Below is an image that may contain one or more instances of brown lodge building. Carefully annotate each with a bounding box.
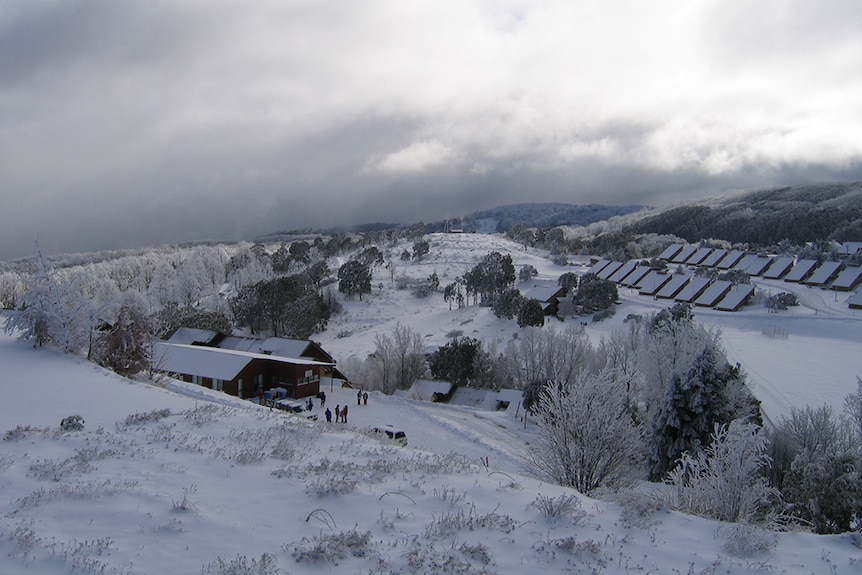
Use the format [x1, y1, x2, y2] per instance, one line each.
[153, 328, 342, 400]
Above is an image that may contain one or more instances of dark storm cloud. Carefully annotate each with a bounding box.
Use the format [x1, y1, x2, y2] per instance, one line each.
[2, 0, 862, 260]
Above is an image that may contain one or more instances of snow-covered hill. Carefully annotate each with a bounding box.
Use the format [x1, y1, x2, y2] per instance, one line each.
[2, 231, 862, 573]
[2, 328, 862, 574]
[319, 232, 862, 423]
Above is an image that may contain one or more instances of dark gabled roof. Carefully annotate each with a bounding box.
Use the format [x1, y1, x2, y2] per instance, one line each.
[524, 285, 565, 303]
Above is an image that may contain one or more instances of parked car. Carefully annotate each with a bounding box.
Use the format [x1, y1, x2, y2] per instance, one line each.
[372, 425, 407, 446]
[274, 399, 318, 420]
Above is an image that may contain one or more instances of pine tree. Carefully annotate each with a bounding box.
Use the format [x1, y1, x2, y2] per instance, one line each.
[649, 343, 736, 480]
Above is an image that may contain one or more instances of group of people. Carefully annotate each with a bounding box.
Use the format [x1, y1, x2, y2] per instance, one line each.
[322, 389, 369, 422]
[326, 404, 348, 423]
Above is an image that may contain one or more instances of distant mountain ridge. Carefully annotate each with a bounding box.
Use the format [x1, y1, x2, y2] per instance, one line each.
[623, 181, 862, 246]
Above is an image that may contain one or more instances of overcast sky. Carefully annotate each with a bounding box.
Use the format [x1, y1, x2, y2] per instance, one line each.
[2, 0, 862, 260]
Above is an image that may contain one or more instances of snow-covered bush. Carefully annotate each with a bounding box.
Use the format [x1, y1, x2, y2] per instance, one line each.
[200, 553, 279, 575]
[526, 367, 644, 494]
[59, 415, 85, 431]
[289, 529, 375, 565]
[661, 420, 778, 524]
[528, 493, 587, 523]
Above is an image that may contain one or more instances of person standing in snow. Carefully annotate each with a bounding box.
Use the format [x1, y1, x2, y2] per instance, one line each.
[325, 408, 332, 423]
[334, 405, 340, 423]
[357, 389, 362, 405]
[363, 392, 368, 405]
[342, 405, 348, 423]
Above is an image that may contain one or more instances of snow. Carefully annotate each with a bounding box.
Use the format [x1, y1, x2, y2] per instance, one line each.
[2, 231, 862, 573]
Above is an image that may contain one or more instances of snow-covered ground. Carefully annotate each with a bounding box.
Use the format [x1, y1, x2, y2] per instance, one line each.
[320, 232, 862, 424]
[3, 329, 862, 574]
[2, 231, 862, 573]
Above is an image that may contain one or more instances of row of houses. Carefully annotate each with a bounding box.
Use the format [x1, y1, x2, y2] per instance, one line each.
[585, 243, 862, 312]
[153, 328, 346, 400]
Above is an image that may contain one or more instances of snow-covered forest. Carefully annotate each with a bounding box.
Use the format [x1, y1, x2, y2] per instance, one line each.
[2, 221, 862, 572]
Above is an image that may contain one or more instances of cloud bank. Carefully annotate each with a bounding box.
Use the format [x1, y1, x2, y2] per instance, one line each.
[2, 0, 861, 259]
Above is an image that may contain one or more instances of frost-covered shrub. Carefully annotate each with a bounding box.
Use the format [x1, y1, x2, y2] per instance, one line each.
[717, 523, 777, 557]
[182, 404, 225, 427]
[662, 420, 778, 524]
[122, 409, 171, 427]
[290, 529, 375, 565]
[60, 415, 85, 431]
[528, 493, 586, 523]
[201, 553, 279, 575]
[304, 475, 358, 497]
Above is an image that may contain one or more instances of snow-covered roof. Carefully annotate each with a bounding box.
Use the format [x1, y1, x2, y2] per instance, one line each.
[620, 265, 651, 287]
[401, 379, 455, 401]
[694, 280, 732, 307]
[687, 247, 713, 266]
[717, 250, 745, 269]
[805, 261, 842, 286]
[655, 274, 691, 299]
[744, 256, 773, 276]
[674, 276, 711, 303]
[523, 285, 564, 303]
[637, 271, 671, 295]
[732, 253, 758, 272]
[849, 291, 862, 308]
[763, 257, 794, 279]
[167, 327, 219, 345]
[784, 259, 818, 282]
[154, 342, 334, 381]
[715, 284, 756, 311]
[832, 266, 862, 290]
[596, 261, 624, 280]
[657, 243, 684, 261]
[587, 259, 612, 275]
[607, 260, 639, 283]
[701, 249, 728, 267]
[260, 337, 313, 358]
[154, 342, 253, 381]
[669, 245, 697, 264]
